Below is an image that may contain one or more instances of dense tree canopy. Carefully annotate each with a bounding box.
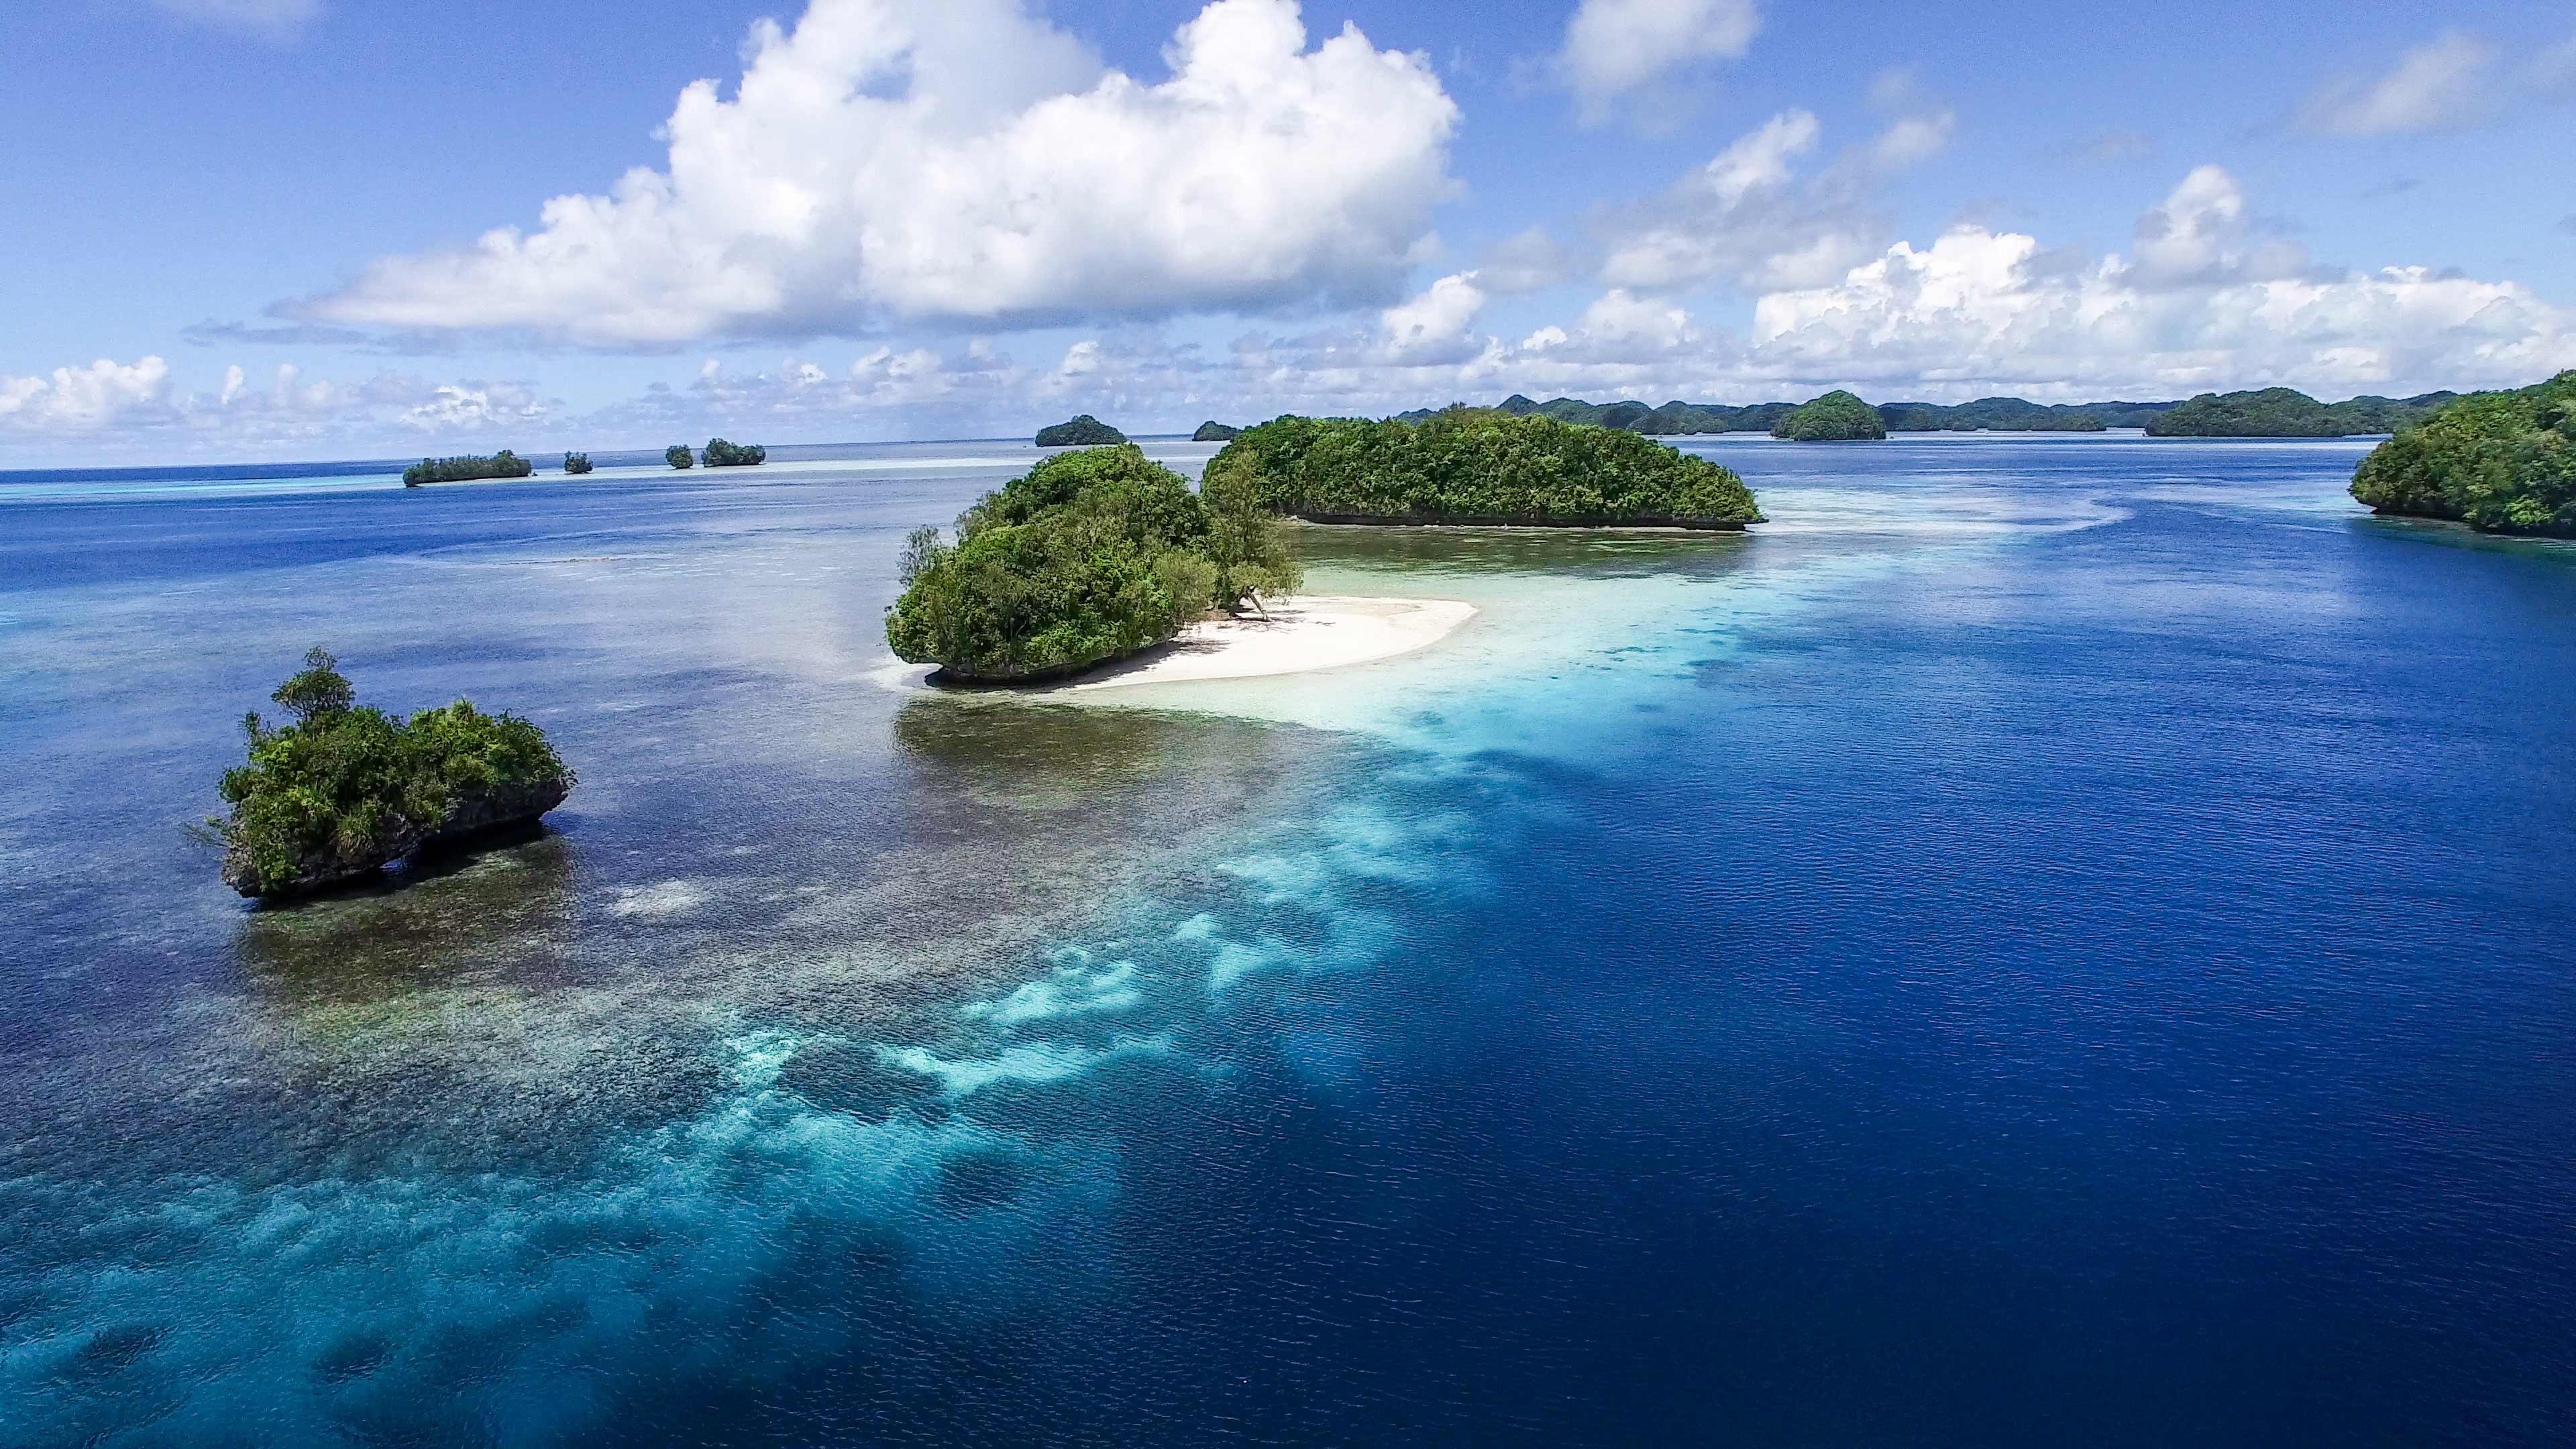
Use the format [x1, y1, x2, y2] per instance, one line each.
[703, 437, 767, 467]
[2349, 372, 2576, 535]
[1436, 395, 1794, 435]
[665, 445, 696, 469]
[1205, 408, 1762, 528]
[402, 451, 533, 486]
[1772, 391, 1888, 441]
[886, 445, 1299, 682]
[1035, 415, 1127, 447]
[213, 649, 574, 900]
[563, 452, 594, 474]
[1387, 390, 2473, 437]
[1877, 398, 2108, 432]
[2144, 388, 2455, 437]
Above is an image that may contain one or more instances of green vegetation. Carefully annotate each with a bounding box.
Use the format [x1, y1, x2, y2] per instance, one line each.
[402, 451, 533, 487]
[1772, 391, 1888, 441]
[2144, 387, 2456, 437]
[1392, 389, 2483, 437]
[1454, 395, 1794, 435]
[563, 452, 594, 474]
[2349, 372, 2576, 535]
[1193, 421, 1242, 442]
[1035, 415, 1127, 447]
[885, 445, 1300, 682]
[1878, 398, 2108, 432]
[702, 437, 767, 467]
[1204, 408, 1762, 528]
[665, 444, 695, 469]
[212, 649, 574, 900]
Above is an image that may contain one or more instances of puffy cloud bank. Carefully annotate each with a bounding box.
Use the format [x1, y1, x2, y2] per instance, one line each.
[0, 357, 557, 455]
[1597, 103, 1954, 294]
[306, 0, 1458, 344]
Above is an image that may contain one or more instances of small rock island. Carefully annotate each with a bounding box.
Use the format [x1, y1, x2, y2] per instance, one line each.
[2350, 370, 2576, 535]
[702, 437, 767, 467]
[564, 452, 594, 475]
[1035, 415, 1127, 447]
[1193, 421, 1242, 442]
[403, 451, 535, 486]
[886, 445, 1299, 683]
[1205, 408, 1762, 528]
[213, 649, 574, 901]
[1771, 391, 1888, 441]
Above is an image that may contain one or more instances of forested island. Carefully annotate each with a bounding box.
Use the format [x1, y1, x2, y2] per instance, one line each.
[1878, 398, 2108, 431]
[1772, 391, 1887, 441]
[886, 445, 1299, 682]
[1397, 388, 2456, 437]
[212, 649, 574, 901]
[2350, 371, 2575, 535]
[564, 452, 594, 475]
[403, 451, 533, 487]
[1035, 415, 1127, 447]
[2144, 388, 2455, 437]
[702, 438, 767, 467]
[666, 445, 695, 469]
[1205, 408, 1762, 529]
[1193, 421, 1242, 442]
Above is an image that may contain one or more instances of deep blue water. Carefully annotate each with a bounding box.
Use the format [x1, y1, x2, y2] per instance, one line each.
[3, 436, 2571, 1445]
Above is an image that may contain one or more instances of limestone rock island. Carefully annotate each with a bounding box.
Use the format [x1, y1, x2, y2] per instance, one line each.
[1772, 391, 1888, 441]
[213, 649, 574, 901]
[1035, 415, 1127, 447]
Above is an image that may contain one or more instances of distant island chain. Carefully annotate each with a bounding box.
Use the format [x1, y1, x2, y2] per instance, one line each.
[227, 368, 2569, 900]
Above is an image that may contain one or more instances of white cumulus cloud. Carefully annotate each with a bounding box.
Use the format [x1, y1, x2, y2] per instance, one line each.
[1554, 0, 1761, 126]
[0, 358, 174, 432]
[305, 0, 1458, 345]
[1380, 272, 1490, 361]
[0, 357, 561, 457]
[1750, 171, 2575, 396]
[1597, 106, 1950, 295]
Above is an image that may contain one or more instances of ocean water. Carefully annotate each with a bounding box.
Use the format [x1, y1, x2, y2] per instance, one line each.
[3, 435, 2571, 1446]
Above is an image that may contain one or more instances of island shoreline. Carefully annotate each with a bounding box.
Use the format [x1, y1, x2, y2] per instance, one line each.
[894, 594, 1478, 695]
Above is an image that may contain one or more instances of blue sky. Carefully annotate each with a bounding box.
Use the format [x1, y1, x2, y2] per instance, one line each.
[3, 0, 2571, 462]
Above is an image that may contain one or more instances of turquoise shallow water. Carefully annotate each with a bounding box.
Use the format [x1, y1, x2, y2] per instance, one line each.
[3, 435, 2573, 1445]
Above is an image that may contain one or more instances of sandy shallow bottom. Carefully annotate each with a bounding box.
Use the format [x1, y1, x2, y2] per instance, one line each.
[1063, 595, 1477, 690]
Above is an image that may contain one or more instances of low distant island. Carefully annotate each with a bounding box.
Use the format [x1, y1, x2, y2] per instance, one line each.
[1192, 421, 1242, 442]
[1206, 407, 1762, 529]
[886, 444, 1299, 682]
[2145, 388, 2455, 437]
[1035, 415, 1127, 447]
[666, 445, 695, 469]
[211, 648, 574, 901]
[1772, 390, 1887, 441]
[2350, 370, 2575, 535]
[703, 437, 767, 467]
[1403, 387, 2456, 438]
[403, 451, 534, 487]
[564, 452, 594, 475]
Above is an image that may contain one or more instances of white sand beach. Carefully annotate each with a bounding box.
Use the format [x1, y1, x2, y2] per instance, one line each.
[1063, 594, 1476, 691]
